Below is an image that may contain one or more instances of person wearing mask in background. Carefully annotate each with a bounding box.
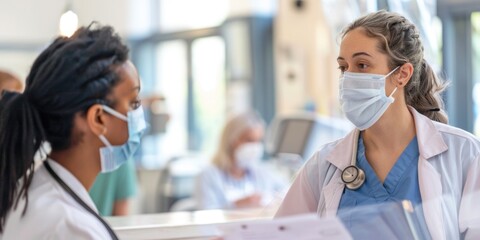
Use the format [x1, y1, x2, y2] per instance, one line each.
[275, 10, 480, 239]
[0, 70, 23, 94]
[89, 94, 170, 216]
[89, 160, 138, 216]
[0, 25, 147, 239]
[194, 111, 286, 210]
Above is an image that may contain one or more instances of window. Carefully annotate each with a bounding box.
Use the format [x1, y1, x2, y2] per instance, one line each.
[191, 36, 226, 154]
[158, 0, 228, 32]
[472, 12, 480, 135]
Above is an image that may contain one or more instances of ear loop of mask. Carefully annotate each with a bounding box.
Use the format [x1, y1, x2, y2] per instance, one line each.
[98, 105, 128, 150]
[386, 66, 400, 101]
[102, 105, 128, 122]
[98, 134, 113, 151]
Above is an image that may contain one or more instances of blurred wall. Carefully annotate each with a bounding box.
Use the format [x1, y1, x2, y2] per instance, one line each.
[274, 0, 340, 116]
[0, 0, 153, 80]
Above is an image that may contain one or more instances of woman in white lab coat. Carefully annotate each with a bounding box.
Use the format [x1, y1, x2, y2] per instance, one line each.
[0, 25, 146, 239]
[276, 10, 480, 239]
[194, 112, 286, 210]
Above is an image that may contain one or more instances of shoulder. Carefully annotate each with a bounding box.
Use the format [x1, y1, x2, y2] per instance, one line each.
[430, 121, 480, 173]
[4, 184, 108, 239]
[433, 121, 480, 152]
[197, 164, 224, 182]
[200, 164, 222, 175]
[296, 138, 344, 195]
[303, 138, 344, 173]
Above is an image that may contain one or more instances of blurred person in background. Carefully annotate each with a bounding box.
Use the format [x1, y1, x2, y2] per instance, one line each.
[89, 160, 138, 216]
[89, 95, 169, 216]
[0, 70, 23, 94]
[194, 111, 286, 210]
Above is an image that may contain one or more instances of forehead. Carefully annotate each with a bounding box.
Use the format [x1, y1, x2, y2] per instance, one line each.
[111, 61, 140, 97]
[339, 28, 382, 59]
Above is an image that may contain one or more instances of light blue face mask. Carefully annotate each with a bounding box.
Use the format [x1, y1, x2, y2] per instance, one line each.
[339, 67, 399, 130]
[98, 105, 147, 173]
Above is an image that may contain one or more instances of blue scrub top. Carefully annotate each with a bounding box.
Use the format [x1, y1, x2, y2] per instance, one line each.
[338, 134, 431, 239]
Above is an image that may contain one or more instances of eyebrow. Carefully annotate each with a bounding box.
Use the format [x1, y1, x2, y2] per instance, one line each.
[337, 52, 373, 61]
[352, 52, 372, 58]
[131, 86, 141, 92]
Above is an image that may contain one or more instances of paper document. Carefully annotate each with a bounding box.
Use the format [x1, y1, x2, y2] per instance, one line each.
[219, 214, 352, 240]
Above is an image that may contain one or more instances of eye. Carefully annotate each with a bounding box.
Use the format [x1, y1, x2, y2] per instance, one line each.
[337, 65, 347, 73]
[130, 99, 141, 110]
[358, 63, 368, 70]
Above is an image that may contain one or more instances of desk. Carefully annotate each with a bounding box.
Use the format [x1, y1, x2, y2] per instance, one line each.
[105, 208, 275, 240]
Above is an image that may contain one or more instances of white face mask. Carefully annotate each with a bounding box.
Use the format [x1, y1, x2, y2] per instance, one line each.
[339, 67, 399, 130]
[234, 142, 264, 169]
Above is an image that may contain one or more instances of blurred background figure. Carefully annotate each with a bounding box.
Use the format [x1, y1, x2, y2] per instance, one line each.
[89, 160, 138, 216]
[0, 70, 23, 94]
[89, 94, 170, 216]
[194, 111, 287, 210]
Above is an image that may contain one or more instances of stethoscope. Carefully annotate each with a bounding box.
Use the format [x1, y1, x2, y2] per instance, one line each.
[44, 161, 119, 240]
[341, 130, 366, 190]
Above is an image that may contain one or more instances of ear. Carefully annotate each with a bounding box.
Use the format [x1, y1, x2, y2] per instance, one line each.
[86, 104, 108, 136]
[395, 63, 414, 87]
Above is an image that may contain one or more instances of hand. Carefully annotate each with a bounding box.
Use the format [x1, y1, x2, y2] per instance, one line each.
[233, 193, 262, 208]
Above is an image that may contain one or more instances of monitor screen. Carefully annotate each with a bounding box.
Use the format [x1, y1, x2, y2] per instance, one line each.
[277, 119, 313, 156]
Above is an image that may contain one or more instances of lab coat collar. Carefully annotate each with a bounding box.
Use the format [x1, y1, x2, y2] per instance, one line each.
[325, 106, 448, 168]
[324, 130, 357, 170]
[45, 159, 99, 213]
[408, 106, 449, 159]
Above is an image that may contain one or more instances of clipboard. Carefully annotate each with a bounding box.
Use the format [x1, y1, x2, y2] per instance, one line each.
[219, 214, 352, 240]
[336, 200, 431, 240]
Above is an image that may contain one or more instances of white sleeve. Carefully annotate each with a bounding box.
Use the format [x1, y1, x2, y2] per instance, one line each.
[194, 167, 230, 210]
[459, 154, 480, 239]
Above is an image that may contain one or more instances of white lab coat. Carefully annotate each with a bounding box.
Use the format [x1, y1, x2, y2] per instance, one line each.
[1, 159, 110, 239]
[195, 164, 287, 210]
[276, 107, 480, 240]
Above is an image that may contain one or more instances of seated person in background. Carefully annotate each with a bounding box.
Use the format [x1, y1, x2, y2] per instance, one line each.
[89, 160, 138, 216]
[0, 70, 23, 94]
[194, 111, 287, 210]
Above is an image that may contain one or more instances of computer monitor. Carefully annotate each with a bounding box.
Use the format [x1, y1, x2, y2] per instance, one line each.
[277, 118, 314, 157]
[266, 113, 352, 163]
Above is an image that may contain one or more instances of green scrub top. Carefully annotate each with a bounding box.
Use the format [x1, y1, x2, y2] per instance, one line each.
[89, 160, 137, 216]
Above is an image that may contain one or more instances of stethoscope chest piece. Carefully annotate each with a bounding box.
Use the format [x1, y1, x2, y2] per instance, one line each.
[341, 165, 365, 190]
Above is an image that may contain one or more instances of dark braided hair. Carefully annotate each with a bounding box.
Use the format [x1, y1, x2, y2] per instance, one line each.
[0, 24, 129, 232]
[341, 10, 448, 124]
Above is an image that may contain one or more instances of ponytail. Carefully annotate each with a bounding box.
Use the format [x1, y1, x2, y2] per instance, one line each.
[406, 59, 449, 124]
[0, 92, 46, 232]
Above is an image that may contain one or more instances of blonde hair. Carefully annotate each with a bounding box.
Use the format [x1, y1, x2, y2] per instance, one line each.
[342, 10, 448, 124]
[0, 70, 23, 93]
[212, 111, 265, 171]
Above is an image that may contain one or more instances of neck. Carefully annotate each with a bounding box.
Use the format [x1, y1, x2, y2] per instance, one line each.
[229, 164, 246, 179]
[363, 104, 416, 152]
[49, 144, 100, 191]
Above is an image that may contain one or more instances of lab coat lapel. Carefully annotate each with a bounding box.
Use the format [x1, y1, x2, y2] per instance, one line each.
[410, 106, 448, 240]
[322, 172, 345, 217]
[322, 130, 357, 216]
[418, 157, 445, 240]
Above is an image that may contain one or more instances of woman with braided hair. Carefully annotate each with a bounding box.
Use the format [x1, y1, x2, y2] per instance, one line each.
[0, 24, 146, 239]
[276, 10, 480, 239]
